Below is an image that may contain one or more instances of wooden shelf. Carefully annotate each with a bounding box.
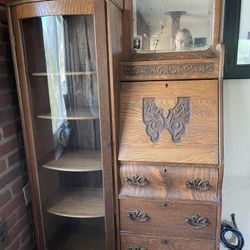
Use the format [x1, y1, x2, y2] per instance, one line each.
[31, 71, 97, 77]
[36, 106, 99, 120]
[47, 188, 104, 218]
[42, 149, 102, 172]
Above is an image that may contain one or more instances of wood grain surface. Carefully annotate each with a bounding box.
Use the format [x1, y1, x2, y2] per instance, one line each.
[46, 187, 104, 218]
[10, 0, 94, 18]
[42, 149, 102, 172]
[119, 80, 219, 164]
[121, 233, 215, 250]
[119, 164, 219, 202]
[119, 198, 217, 240]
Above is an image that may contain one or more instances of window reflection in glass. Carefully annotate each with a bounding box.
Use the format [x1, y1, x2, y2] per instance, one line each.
[133, 0, 213, 53]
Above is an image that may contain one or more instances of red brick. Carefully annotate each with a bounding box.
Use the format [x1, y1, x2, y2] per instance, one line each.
[0, 107, 19, 124]
[8, 148, 24, 166]
[0, 189, 11, 207]
[0, 165, 21, 189]
[0, 193, 23, 219]
[8, 213, 28, 243]
[5, 238, 20, 250]
[2, 122, 22, 137]
[0, 91, 16, 106]
[11, 175, 25, 195]
[20, 223, 34, 243]
[5, 212, 17, 231]
[0, 159, 6, 173]
[0, 137, 18, 158]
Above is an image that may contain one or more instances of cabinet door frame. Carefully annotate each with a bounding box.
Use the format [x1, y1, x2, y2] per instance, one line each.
[8, 0, 116, 249]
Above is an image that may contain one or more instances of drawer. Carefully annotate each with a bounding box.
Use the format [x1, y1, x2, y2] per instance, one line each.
[121, 233, 215, 250]
[119, 164, 219, 202]
[119, 199, 217, 240]
[119, 164, 167, 199]
[118, 80, 219, 164]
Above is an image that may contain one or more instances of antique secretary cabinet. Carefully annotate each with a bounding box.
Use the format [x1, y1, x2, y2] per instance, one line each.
[8, 0, 223, 249]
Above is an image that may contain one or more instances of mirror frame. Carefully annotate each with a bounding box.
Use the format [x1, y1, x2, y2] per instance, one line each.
[223, 0, 250, 79]
[123, 0, 222, 60]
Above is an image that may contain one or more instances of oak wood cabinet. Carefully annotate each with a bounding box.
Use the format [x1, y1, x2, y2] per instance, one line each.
[117, 0, 224, 249]
[8, 0, 123, 249]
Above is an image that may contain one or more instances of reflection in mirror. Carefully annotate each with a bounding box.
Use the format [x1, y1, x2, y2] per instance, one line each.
[237, 0, 250, 65]
[133, 0, 213, 53]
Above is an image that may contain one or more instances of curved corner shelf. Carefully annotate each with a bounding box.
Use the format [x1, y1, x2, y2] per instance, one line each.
[46, 188, 104, 218]
[36, 106, 99, 120]
[31, 71, 97, 77]
[42, 149, 102, 172]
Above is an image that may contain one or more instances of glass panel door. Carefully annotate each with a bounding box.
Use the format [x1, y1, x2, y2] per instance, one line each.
[21, 15, 106, 250]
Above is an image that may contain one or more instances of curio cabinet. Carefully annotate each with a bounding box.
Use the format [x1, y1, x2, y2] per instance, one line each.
[8, 0, 124, 249]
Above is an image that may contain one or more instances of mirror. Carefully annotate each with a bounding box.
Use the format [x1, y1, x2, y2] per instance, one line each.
[133, 0, 213, 53]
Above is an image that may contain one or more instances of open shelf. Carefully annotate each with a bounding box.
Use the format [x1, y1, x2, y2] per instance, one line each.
[46, 188, 104, 218]
[36, 106, 99, 120]
[31, 71, 97, 77]
[42, 149, 102, 172]
[48, 220, 105, 250]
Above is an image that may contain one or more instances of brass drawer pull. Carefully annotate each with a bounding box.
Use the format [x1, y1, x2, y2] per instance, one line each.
[185, 214, 209, 228]
[185, 178, 210, 191]
[126, 176, 148, 187]
[128, 210, 150, 223]
[128, 247, 148, 250]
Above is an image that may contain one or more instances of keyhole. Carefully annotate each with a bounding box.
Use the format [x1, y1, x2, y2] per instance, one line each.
[165, 83, 168, 87]
[162, 203, 168, 208]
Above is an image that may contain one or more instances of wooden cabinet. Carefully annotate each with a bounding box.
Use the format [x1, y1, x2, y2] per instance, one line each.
[8, 0, 123, 249]
[117, 0, 224, 249]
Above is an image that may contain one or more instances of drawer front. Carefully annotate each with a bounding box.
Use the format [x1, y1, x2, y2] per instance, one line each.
[119, 199, 217, 240]
[119, 164, 219, 202]
[121, 234, 215, 250]
[119, 164, 167, 199]
[118, 80, 219, 164]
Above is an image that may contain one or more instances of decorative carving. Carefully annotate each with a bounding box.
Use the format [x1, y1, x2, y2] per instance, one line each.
[126, 176, 148, 187]
[123, 63, 214, 77]
[143, 97, 191, 143]
[127, 210, 150, 223]
[185, 214, 209, 228]
[186, 178, 210, 191]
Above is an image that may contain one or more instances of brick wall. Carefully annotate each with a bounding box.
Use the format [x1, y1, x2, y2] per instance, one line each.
[0, 2, 36, 250]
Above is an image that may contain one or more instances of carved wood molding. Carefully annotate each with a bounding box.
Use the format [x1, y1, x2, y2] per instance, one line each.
[124, 63, 214, 75]
[122, 63, 215, 79]
[143, 97, 191, 143]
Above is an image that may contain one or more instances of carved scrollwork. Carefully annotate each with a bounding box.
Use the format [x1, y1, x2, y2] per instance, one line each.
[123, 63, 214, 77]
[143, 97, 191, 143]
[185, 214, 209, 228]
[186, 178, 210, 191]
[127, 210, 150, 223]
[126, 176, 148, 187]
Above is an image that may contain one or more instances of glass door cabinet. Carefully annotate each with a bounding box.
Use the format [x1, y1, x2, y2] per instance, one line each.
[8, 0, 115, 249]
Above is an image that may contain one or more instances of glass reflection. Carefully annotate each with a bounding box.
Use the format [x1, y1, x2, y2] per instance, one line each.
[133, 0, 213, 53]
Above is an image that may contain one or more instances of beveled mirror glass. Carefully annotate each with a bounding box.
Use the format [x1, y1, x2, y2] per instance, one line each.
[133, 0, 213, 53]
